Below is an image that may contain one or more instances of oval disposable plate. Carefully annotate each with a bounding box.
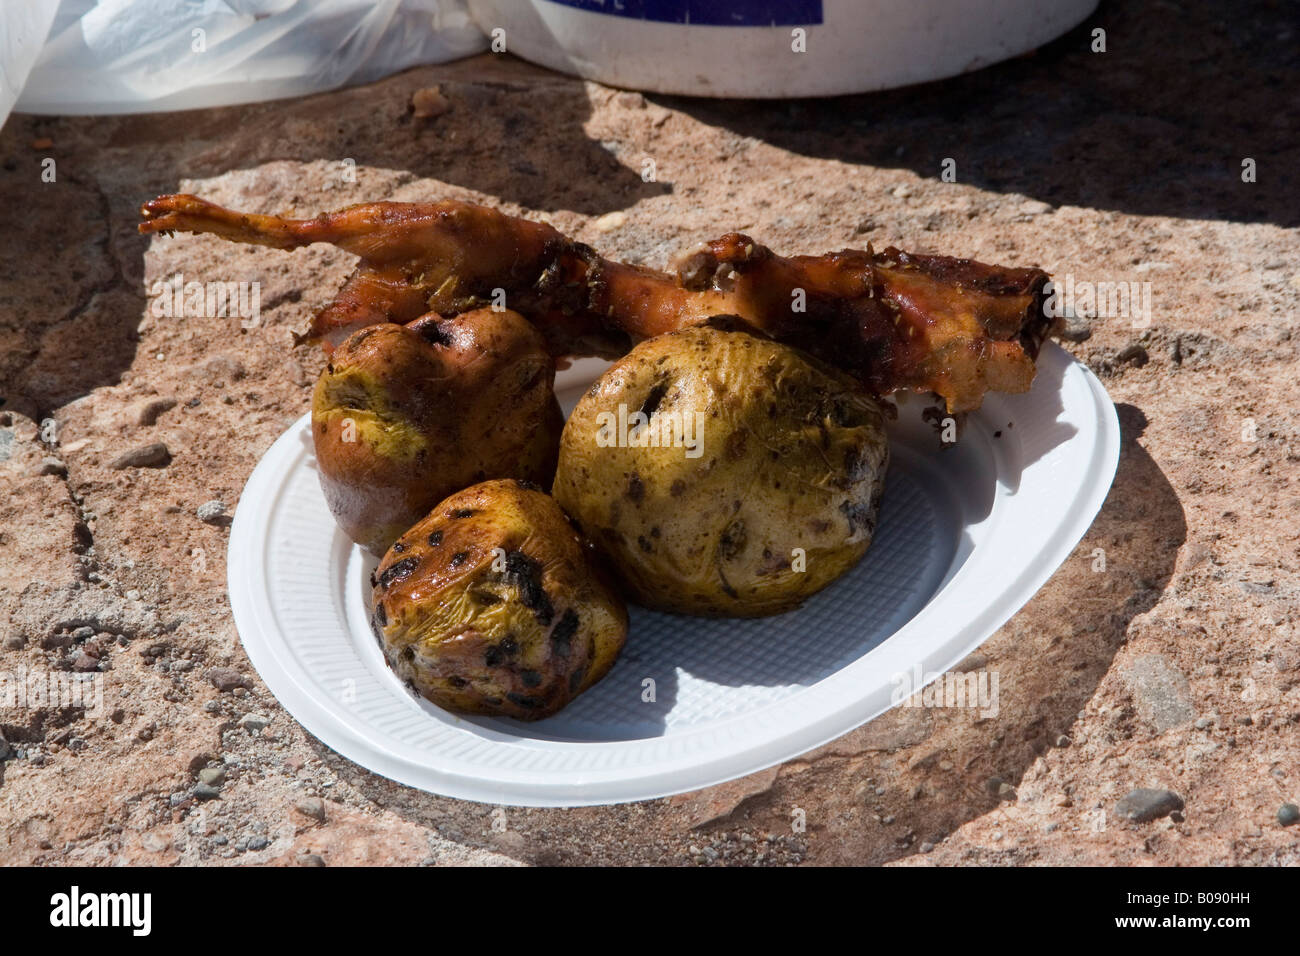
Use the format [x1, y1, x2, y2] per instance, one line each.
[228, 342, 1119, 806]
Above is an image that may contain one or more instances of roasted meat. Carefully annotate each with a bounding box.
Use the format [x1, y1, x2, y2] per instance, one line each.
[139, 194, 1050, 412]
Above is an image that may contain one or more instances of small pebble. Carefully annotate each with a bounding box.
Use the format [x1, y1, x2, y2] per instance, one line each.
[206, 667, 248, 692]
[110, 442, 171, 469]
[1278, 803, 1299, 827]
[247, 836, 270, 851]
[193, 783, 221, 801]
[38, 456, 66, 477]
[295, 797, 326, 822]
[1115, 787, 1183, 823]
[411, 86, 450, 119]
[198, 767, 226, 787]
[1194, 716, 1214, 730]
[1115, 343, 1149, 367]
[298, 853, 326, 867]
[594, 211, 627, 232]
[196, 500, 228, 524]
[1055, 314, 1092, 343]
[136, 397, 177, 426]
[239, 713, 271, 733]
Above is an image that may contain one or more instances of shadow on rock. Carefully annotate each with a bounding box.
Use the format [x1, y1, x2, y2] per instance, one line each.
[0, 172, 147, 414]
[655, 0, 1295, 228]
[766, 402, 1187, 865]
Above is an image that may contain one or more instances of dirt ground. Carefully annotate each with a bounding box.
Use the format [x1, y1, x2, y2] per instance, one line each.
[0, 0, 1296, 866]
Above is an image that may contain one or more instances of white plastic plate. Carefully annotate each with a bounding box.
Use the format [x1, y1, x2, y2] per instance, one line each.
[228, 342, 1118, 806]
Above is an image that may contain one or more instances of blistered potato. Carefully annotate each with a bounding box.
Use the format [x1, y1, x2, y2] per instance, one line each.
[371, 479, 627, 720]
[553, 325, 889, 617]
[312, 308, 562, 555]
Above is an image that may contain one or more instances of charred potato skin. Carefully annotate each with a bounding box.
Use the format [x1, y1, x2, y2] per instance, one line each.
[312, 308, 563, 556]
[554, 326, 889, 617]
[372, 480, 628, 721]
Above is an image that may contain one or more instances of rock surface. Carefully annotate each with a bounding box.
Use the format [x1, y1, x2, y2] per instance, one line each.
[1, 1, 1297, 866]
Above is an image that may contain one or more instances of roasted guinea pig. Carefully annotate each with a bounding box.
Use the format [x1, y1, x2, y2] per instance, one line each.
[553, 324, 890, 617]
[140, 194, 1051, 414]
[371, 480, 628, 720]
[312, 308, 563, 555]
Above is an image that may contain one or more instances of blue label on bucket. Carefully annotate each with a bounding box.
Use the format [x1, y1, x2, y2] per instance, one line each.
[542, 0, 823, 26]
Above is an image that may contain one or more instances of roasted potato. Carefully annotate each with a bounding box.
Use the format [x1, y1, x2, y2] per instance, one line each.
[553, 325, 889, 616]
[371, 479, 627, 720]
[312, 308, 563, 555]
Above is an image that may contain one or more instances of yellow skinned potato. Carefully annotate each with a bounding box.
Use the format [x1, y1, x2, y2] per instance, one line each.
[312, 308, 562, 555]
[554, 325, 889, 617]
[372, 479, 627, 720]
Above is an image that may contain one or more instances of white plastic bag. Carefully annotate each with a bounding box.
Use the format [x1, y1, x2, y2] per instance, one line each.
[15, 0, 487, 115]
[0, 1, 60, 129]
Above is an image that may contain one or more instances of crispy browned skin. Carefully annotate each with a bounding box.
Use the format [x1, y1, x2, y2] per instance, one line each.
[139, 194, 1050, 412]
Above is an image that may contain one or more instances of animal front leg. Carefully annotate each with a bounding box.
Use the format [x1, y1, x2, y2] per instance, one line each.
[305, 266, 436, 349]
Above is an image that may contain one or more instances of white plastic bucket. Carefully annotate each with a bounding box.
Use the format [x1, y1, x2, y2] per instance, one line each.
[467, 0, 1099, 98]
